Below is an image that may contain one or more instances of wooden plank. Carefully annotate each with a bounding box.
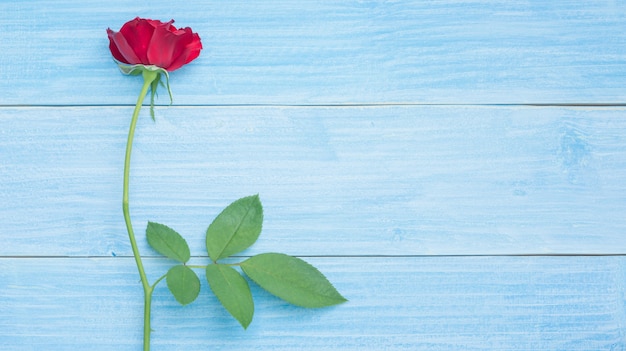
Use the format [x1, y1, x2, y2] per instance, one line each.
[0, 256, 624, 350]
[1, 1, 626, 105]
[2, 105, 625, 257]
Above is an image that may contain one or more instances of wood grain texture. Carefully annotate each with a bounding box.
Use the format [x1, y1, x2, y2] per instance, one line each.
[0, 106, 626, 256]
[2, 105, 625, 257]
[1, 1, 625, 105]
[1, 256, 624, 351]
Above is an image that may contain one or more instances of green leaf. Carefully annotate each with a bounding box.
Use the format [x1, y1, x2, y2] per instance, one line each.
[146, 221, 190, 263]
[240, 253, 347, 308]
[166, 265, 201, 305]
[206, 195, 263, 261]
[205, 264, 254, 329]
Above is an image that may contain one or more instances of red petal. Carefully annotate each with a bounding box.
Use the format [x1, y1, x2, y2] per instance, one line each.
[166, 30, 202, 71]
[106, 28, 126, 63]
[107, 28, 141, 64]
[146, 24, 183, 69]
[118, 17, 157, 64]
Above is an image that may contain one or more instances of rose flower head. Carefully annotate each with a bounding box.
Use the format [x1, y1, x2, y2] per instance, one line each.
[107, 17, 202, 119]
[107, 17, 202, 72]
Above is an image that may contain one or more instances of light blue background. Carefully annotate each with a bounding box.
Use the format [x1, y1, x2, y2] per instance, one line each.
[1, 1, 625, 350]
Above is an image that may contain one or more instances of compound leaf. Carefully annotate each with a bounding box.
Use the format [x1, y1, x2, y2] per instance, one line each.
[240, 253, 347, 308]
[206, 195, 263, 261]
[206, 264, 254, 329]
[166, 265, 200, 305]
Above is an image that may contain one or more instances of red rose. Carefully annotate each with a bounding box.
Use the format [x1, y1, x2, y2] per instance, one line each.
[107, 17, 202, 72]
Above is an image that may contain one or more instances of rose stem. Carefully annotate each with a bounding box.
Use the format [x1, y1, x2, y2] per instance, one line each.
[122, 69, 160, 351]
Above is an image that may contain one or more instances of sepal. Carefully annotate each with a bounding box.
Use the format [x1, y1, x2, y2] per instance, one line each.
[115, 61, 174, 120]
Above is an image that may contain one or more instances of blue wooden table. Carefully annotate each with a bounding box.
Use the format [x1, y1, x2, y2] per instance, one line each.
[1, 1, 625, 350]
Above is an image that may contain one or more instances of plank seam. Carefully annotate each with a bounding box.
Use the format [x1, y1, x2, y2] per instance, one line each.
[2, 253, 626, 259]
[2, 103, 626, 108]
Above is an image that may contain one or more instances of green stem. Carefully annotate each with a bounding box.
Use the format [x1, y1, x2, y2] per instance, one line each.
[143, 287, 154, 351]
[122, 69, 160, 351]
[152, 272, 167, 289]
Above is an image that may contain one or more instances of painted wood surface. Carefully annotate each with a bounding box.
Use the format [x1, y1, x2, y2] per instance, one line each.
[1, 1, 625, 350]
[1, 105, 626, 256]
[1, 1, 626, 105]
[1, 256, 625, 351]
